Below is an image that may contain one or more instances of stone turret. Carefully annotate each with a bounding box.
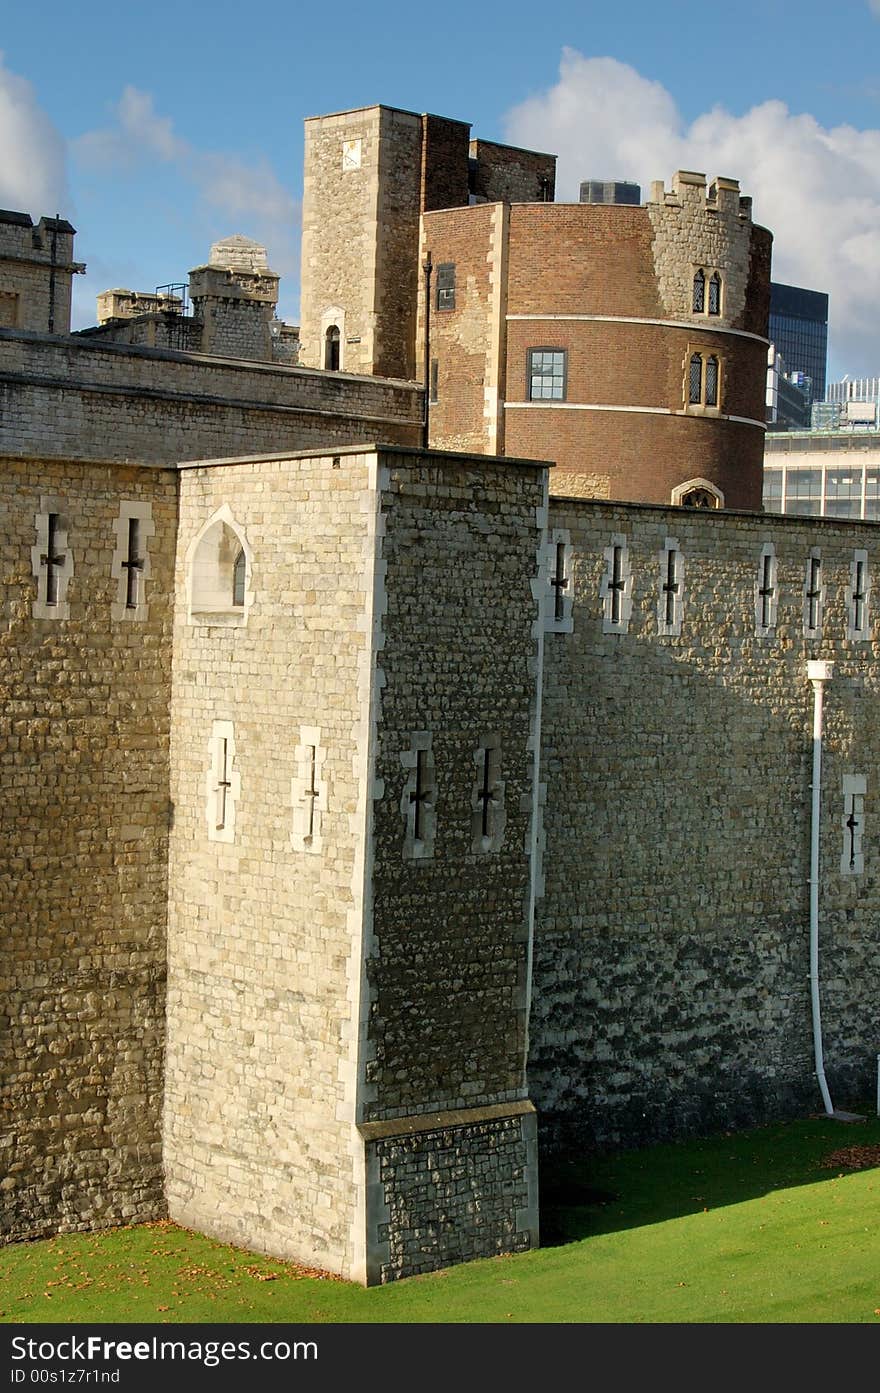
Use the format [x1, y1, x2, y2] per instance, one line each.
[0, 210, 85, 333]
[646, 170, 769, 335]
[188, 235, 280, 360]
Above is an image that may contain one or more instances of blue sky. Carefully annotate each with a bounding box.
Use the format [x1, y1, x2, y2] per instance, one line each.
[2, 0, 879, 378]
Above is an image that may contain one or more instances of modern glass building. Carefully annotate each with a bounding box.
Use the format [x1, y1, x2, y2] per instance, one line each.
[579, 180, 641, 205]
[763, 431, 880, 518]
[768, 282, 829, 405]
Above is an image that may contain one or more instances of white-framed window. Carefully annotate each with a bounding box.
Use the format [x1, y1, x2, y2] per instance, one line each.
[657, 537, 684, 636]
[471, 736, 506, 854]
[111, 500, 155, 621]
[291, 727, 328, 854]
[846, 549, 871, 641]
[754, 542, 778, 637]
[206, 719, 241, 843]
[803, 548, 825, 637]
[600, 533, 633, 634]
[841, 775, 866, 876]
[320, 305, 346, 370]
[400, 732, 436, 860]
[31, 497, 73, 620]
[545, 528, 573, 633]
[185, 505, 252, 626]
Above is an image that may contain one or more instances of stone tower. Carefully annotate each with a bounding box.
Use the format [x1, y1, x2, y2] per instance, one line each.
[0, 210, 84, 333]
[188, 235, 280, 361]
[298, 105, 555, 380]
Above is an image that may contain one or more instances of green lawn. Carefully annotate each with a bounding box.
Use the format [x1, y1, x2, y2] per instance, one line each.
[3, 1109, 879, 1324]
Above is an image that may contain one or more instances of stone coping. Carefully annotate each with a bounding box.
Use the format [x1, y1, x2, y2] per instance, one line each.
[358, 1099, 535, 1143]
[178, 442, 552, 472]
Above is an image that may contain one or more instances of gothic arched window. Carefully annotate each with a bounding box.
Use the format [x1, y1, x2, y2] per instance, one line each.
[692, 269, 705, 313]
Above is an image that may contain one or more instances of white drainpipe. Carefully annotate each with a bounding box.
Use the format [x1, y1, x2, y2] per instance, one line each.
[807, 660, 835, 1117]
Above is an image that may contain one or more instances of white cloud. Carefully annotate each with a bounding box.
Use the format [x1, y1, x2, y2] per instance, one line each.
[869, 0, 880, 17]
[504, 50, 880, 376]
[73, 86, 300, 298]
[0, 52, 69, 217]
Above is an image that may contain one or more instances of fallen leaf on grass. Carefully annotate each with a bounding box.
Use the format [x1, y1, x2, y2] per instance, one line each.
[820, 1145, 880, 1172]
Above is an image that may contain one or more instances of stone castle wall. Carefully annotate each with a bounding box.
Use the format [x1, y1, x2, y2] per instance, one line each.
[0, 329, 422, 466]
[532, 499, 880, 1150]
[0, 455, 176, 1240]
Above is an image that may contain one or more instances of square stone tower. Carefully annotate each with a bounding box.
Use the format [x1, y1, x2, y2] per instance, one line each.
[163, 443, 547, 1282]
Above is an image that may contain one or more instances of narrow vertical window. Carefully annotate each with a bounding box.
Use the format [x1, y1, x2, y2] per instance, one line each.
[708, 272, 722, 315]
[692, 269, 705, 313]
[600, 533, 633, 634]
[689, 352, 703, 404]
[471, 737, 506, 853]
[232, 548, 246, 608]
[400, 733, 436, 860]
[44, 514, 63, 606]
[705, 355, 719, 407]
[32, 498, 73, 620]
[657, 537, 684, 636]
[124, 518, 142, 609]
[291, 726, 328, 853]
[429, 358, 439, 404]
[755, 543, 778, 636]
[436, 263, 455, 311]
[545, 528, 573, 633]
[206, 719, 240, 843]
[324, 324, 340, 370]
[803, 550, 824, 636]
[111, 500, 154, 622]
[847, 549, 870, 641]
[841, 775, 866, 876]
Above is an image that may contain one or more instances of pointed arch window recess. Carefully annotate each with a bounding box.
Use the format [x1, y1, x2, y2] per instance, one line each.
[186, 506, 252, 626]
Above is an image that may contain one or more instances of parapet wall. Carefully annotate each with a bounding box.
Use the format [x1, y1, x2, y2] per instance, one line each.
[0, 330, 422, 465]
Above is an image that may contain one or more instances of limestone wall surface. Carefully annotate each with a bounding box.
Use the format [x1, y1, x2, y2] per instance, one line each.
[533, 498, 880, 1149]
[0, 329, 422, 466]
[1, 456, 176, 1240]
[163, 449, 378, 1276]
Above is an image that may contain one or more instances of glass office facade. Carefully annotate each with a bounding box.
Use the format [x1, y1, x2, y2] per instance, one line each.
[768, 282, 829, 405]
[763, 434, 880, 518]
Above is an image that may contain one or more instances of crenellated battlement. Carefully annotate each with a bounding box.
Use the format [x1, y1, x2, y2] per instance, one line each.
[645, 169, 769, 332]
[648, 169, 752, 219]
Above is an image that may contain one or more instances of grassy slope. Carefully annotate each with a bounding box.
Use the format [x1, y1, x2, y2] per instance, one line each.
[2, 1111, 878, 1324]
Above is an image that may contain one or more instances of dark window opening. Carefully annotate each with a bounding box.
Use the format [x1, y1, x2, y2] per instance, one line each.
[692, 269, 705, 314]
[232, 549, 246, 607]
[436, 263, 455, 311]
[324, 324, 340, 370]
